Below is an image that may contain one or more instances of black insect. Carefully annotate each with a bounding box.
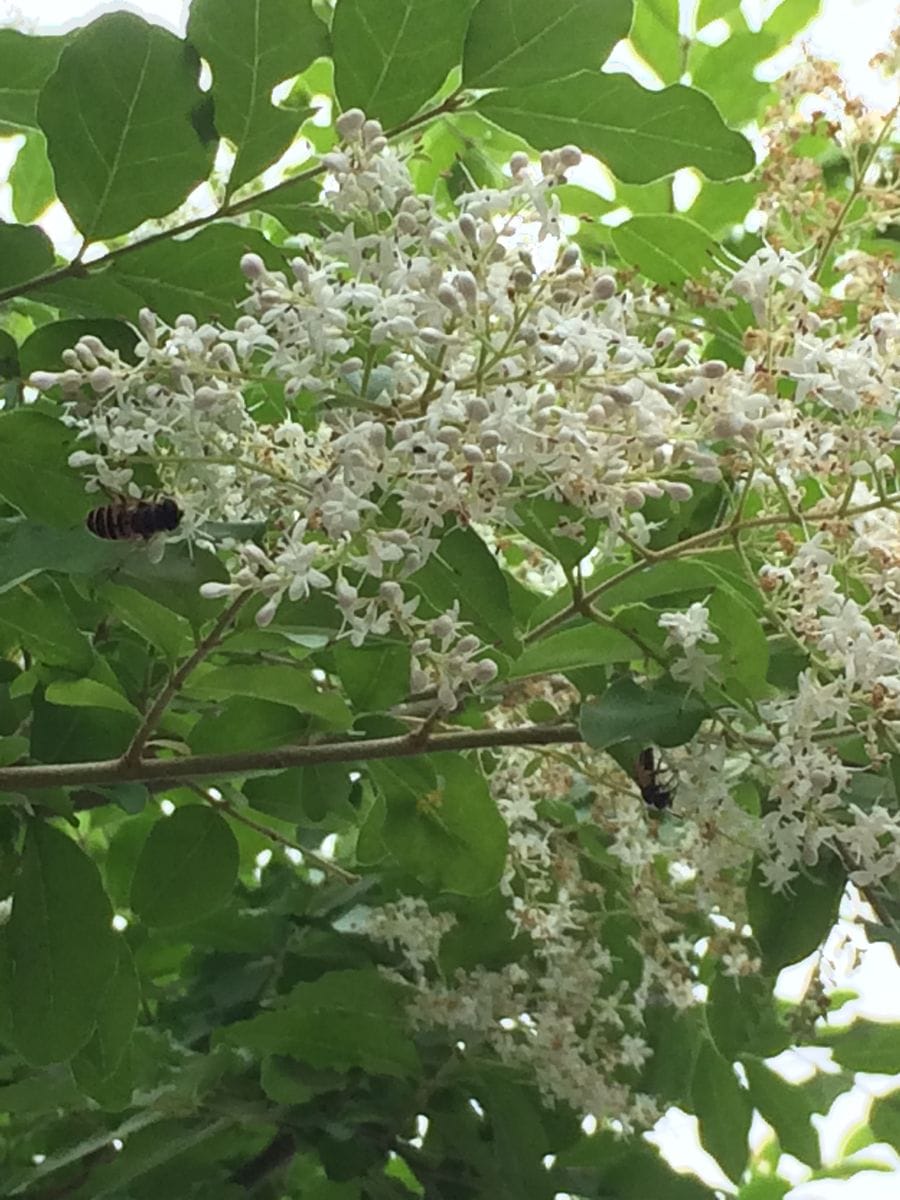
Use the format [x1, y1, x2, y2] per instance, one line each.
[86, 496, 181, 541]
[634, 747, 674, 811]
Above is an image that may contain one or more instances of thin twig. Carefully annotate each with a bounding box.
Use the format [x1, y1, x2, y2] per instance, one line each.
[190, 784, 359, 884]
[122, 593, 250, 765]
[0, 722, 584, 793]
[813, 101, 899, 280]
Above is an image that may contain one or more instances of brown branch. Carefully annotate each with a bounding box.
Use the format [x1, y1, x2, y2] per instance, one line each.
[0, 722, 583, 794]
[122, 593, 250, 765]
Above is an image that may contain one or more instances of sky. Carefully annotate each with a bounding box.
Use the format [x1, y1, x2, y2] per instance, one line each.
[2, 0, 900, 1196]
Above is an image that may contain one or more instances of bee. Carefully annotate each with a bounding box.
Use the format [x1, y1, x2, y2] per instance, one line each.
[86, 496, 181, 541]
[634, 747, 674, 811]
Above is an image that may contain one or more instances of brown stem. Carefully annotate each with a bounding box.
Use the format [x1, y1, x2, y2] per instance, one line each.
[0, 722, 582, 794]
[122, 593, 250, 765]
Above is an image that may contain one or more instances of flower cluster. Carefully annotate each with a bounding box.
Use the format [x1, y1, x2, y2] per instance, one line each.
[28, 94, 900, 1130]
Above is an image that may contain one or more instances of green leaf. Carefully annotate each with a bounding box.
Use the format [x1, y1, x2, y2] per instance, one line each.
[821, 1020, 900, 1074]
[471, 1069, 551, 1197]
[580, 677, 705, 749]
[260, 1055, 317, 1104]
[510, 623, 636, 678]
[0, 329, 19, 381]
[763, 0, 820, 43]
[708, 586, 770, 699]
[0, 518, 130, 594]
[630, 0, 682, 82]
[0, 735, 28, 767]
[478, 73, 754, 183]
[742, 1056, 819, 1165]
[130, 805, 239, 927]
[19, 318, 137, 376]
[0, 578, 93, 671]
[38, 12, 215, 240]
[371, 751, 507, 894]
[515, 497, 600, 570]
[188, 696, 307, 754]
[104, 810, 156, 908]
[747, 850, 845, 973]
[333, 640, 411, 712]
[31, 690, 137, 764]
[0, 221, 54, 293]
[185, 663, 353, 729]
[0, 410, 90, 527]
[117, 540, 229, 629]
[559, 1134, 717, 1199]
[102, 581, 193, 664]
[697, 0, 742, 24]
[411, 526, 519, 653]
[188, 0, 328, 196]
[219, 968, 420, 1077]
[44, 677, 138, 717]
[639, 1004, 705, 1107]
[691, 1039, 751, 1182]
[333, 0, 474, 128]
[245, 762, 354, 824]
[10, 129, 55, 223]
[687, 178, 758, 234]
[9, 820, 117, 1064]
[871, 1091, 900, 1152]
[612, 215, 718, 285]
[32, 223, 282, 324]
[688, 33, 774, 125]
[707, 972, 790, 1059]
[72, 938, 140, 1085]
[0, 30, 67, 128]
[464, 0, 632, 88]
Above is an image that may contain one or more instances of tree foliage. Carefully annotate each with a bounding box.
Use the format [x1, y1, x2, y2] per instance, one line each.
[0, 0, 897, 1196]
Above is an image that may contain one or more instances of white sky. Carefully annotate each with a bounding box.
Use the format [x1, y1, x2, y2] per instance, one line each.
[2, 0, 900, 1196]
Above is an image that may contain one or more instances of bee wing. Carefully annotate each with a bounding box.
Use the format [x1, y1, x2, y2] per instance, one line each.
[146, 534, 167, 565]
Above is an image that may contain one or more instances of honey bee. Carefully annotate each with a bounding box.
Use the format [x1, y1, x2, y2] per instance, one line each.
[86, 496, 181, 541]
[634, 747, 674, 811]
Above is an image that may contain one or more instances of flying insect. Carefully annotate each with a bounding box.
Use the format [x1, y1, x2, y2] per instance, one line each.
[86, 496, 181, 541]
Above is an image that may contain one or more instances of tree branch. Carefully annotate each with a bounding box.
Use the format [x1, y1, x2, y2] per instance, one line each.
[1, 722, 583, 794]
[122, 593, 250, 766]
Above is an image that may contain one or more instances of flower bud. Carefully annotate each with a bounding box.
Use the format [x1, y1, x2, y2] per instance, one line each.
[240, 253, 266, 280]
[473, 658, 499, 685]
[457, 213, 478, 246]
[200, 582, 235, 600]
[29, 371, 61, 390]
[592, 274, 616, 301]
[454, 271, 478, 305]
[88, 366, 115, 393]
[437, 283, 462, 313]
[335, 107, 366, 138]
[701, 359, 727, 379]
[379, 581, 404, 606]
